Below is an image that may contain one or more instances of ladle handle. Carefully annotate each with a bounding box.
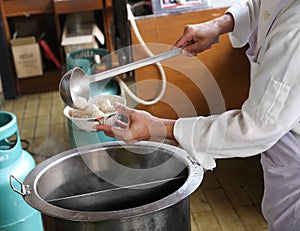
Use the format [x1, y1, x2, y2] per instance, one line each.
[90, 48, 182, 83]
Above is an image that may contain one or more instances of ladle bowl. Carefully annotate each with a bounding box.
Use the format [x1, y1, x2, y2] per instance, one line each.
[59, 48, 183, 108]
[59, 67, 90, 108]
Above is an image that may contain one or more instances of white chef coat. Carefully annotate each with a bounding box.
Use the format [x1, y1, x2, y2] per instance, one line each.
[174, 0, 300, 170]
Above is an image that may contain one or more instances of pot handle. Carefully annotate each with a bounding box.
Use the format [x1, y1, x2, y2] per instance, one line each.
[9, 175, 30, 196]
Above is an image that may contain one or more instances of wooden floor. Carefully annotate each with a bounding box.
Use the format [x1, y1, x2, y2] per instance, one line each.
[1, 91, 267, 231]
[190, 158, 267, 231]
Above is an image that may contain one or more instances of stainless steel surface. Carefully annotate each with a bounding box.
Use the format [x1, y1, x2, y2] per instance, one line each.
[59, 48, 182, 108]
[90, 48, 182, 82]
[19, 141, 203, 231]
[43, 199, 191, 231]
[59, 67, 89, 109]
[46, 176, 185, 204]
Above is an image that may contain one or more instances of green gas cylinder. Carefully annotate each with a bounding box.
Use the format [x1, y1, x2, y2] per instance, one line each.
[0, 111, 43, 231]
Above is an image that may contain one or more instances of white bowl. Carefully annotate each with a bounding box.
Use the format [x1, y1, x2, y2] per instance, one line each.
[64, 95, 126, 132]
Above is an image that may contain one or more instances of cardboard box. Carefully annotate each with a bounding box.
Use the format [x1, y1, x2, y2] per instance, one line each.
[10, 37, 43, 78]
[61, 23, 105, 54]
[61, 12, 104, 54]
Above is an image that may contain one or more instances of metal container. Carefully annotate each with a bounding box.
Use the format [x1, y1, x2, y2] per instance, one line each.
[11, 141, 203, 231]
[0, 111, 43, 231]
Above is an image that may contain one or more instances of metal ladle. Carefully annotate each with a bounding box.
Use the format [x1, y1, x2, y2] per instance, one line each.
[59, 48, 183, 108]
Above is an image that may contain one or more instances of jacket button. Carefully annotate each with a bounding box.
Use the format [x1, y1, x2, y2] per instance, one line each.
[263, 10, 271, 20]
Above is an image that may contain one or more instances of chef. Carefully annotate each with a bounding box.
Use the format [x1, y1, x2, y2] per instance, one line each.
[96, 0, 300, 229]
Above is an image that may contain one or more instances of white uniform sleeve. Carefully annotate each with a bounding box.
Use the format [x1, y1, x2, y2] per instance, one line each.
[226, 0, 261, 47]
[174, 3, 300, 170]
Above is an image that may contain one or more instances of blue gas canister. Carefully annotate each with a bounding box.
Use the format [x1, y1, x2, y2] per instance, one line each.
[0, 111, 43, 231]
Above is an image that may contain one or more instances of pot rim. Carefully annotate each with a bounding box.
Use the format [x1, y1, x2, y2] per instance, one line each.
[23, 141, 203, 222]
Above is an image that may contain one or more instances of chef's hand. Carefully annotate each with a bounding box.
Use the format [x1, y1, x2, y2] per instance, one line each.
[174, 14, 234, 56]
[94, 103, 176, 144]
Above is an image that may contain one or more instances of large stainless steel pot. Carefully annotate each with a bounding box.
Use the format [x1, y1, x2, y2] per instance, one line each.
[10, 141, 203, 231]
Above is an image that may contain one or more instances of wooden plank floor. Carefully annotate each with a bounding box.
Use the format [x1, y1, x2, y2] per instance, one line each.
[190, 157, 267, 231]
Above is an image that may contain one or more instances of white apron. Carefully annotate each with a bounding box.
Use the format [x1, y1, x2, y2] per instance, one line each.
[261, 132, 300, 230]
[245, 1, 300, 230]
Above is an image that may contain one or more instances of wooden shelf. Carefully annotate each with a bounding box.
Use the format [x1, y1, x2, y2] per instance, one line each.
[17, 69, 64, 94]
[53, 0, 103, 15]
[0, 0, 111, 97]
[2, 0, 53, 17]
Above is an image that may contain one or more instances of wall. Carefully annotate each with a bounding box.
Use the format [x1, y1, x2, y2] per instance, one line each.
[130, 8, 250, 119]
